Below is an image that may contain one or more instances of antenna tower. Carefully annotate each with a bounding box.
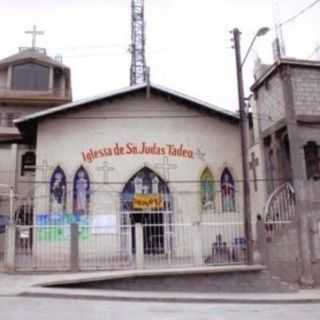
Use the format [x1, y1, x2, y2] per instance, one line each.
[272, 0, 286, 59]
[130, 0, 147, 85]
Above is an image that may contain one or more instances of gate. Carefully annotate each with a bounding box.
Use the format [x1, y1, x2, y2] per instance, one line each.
[0, 185, 15, 269]
[8, 183, 247, 272]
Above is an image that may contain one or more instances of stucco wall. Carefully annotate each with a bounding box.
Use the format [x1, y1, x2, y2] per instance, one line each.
[35, 92, 243, 223]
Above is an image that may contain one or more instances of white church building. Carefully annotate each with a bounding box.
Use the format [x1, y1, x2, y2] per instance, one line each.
[12, 83, 247, 271]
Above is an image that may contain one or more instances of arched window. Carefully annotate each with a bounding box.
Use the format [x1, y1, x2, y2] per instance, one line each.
[121, 167, 171, 213]
[200, 168, 214, 210]
[73, 166, 90, 215]
[220, 168, 236, 212]
[50, 166, 66, 214]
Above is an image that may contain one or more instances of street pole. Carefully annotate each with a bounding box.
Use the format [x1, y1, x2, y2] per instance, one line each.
[232, 28, 254, 265]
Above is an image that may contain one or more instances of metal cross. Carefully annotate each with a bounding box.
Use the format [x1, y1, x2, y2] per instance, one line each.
[155, 156, 177, 181]
[249, 152, 259, 191]
[25, 25, 44, 48]
[34, 160, 53, 182]
[97, 161, 114, 183]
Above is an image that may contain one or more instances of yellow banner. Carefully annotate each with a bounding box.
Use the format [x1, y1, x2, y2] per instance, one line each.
[133, 194, 164, 209]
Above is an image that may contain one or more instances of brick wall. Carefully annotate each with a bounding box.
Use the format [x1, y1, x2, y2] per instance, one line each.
[291, 68, 320, 116]
[255, 73, 286, 132]
[257, 220, 301, 284]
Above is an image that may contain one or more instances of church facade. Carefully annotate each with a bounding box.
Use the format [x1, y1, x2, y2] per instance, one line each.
[13, 84, 246, 269]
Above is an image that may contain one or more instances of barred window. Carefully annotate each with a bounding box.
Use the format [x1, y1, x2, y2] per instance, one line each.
[304, 141, 320, 180]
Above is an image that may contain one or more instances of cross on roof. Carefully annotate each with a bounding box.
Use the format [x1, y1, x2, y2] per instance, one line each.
[155, 156, 177, 181]
[25, 25, 44, 48]
[249, 152, 259, 192]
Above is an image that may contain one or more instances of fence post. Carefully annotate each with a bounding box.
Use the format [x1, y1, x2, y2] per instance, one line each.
[256, 215, 267, 264]
[310, 216, 320, 260]
[192, 222, 203, 266]
[5, 223, 16, 272]
[70, 223, 79, 272]
[135, 223, 144, 269]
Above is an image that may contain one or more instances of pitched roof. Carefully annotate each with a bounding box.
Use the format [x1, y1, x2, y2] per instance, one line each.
[15, 83, 239, 143]
[15, 83, 238, 123]
[0, 48, 69, 70]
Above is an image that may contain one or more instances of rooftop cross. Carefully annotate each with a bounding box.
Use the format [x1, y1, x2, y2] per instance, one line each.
[25, 25, 44, 48]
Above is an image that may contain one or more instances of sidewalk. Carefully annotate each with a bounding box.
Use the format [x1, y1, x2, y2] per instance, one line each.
[1, 269, 320, 304]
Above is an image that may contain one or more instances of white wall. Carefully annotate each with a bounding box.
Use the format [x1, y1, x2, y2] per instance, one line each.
[35, 92, 243, 223]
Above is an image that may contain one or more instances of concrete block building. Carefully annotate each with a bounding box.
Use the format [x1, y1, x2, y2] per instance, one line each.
[248, 58, 320, 285]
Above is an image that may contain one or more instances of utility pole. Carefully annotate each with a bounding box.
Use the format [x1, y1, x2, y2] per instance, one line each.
[232, 28, 254, 265]
[130, 0, 147, 85]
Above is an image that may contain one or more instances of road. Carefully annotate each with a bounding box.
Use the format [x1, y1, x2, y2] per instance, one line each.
[0, 297, 320, 320]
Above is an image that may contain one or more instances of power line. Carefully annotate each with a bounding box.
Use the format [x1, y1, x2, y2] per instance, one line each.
[279, 0, 320, 27]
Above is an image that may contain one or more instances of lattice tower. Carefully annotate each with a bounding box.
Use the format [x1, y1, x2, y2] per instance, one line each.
[130, 0, 147, 85]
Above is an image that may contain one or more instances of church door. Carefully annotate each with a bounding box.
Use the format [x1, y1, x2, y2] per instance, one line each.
[120, 167, 171, 255]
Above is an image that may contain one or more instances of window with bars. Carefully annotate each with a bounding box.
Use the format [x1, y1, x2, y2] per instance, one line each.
[304, 141, 320, 180]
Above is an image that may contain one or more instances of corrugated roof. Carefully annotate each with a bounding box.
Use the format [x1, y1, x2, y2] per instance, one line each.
[14, 83, 239, 125]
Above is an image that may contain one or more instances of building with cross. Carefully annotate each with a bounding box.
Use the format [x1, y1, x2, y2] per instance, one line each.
[0, 26, 72, 238]
[10, 82, 249, 270]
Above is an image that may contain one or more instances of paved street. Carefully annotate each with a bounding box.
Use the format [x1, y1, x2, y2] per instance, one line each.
[1, 297, 320, 320]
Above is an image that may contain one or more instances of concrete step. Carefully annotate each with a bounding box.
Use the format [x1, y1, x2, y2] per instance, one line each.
[46, 265, 298, 293]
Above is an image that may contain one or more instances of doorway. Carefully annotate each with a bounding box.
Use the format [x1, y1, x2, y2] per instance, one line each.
[120, 167, 172, 255]
[130, 212, 164, 254]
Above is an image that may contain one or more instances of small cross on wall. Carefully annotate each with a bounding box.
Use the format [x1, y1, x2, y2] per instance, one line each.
[97, 161, 114, 183]
[249, 152, 259, 192]
[155, 156, 177, 181]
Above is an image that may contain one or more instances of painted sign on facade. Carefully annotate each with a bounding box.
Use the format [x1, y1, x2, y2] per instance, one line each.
[82, 142, 195, 163]
[36, 213, 90, 241]
[133, 194, 164, 209]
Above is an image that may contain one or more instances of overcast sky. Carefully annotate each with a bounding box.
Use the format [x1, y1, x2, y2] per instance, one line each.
[0, 0, 319, 111]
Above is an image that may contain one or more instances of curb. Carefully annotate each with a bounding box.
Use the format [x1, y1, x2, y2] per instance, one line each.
[18, 288, 320, 304]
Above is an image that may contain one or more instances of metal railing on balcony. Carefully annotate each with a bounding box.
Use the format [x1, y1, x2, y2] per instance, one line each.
[0, 86, 71, 101]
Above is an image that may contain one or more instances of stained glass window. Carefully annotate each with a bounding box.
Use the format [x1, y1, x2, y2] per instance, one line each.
[221, 168, 236, 212]
[121, 167, 170, 212]
[50, 166, 66, 214]
[200, 168, 214, 211]
[73, 166, 90, 215]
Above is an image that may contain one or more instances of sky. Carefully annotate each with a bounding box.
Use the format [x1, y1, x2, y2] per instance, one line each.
[0, 0, 319, 111]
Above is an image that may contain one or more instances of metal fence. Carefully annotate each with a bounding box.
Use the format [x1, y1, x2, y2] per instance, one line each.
[1, 181, 247, 272]
[13, 221, 246, 272]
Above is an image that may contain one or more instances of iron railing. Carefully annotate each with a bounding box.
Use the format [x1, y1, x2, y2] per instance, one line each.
[14, 221, 246, 272]
[264, 182, 295, 235]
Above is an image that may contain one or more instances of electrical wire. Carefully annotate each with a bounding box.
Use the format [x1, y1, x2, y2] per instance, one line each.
[279, 0, 320, 27]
